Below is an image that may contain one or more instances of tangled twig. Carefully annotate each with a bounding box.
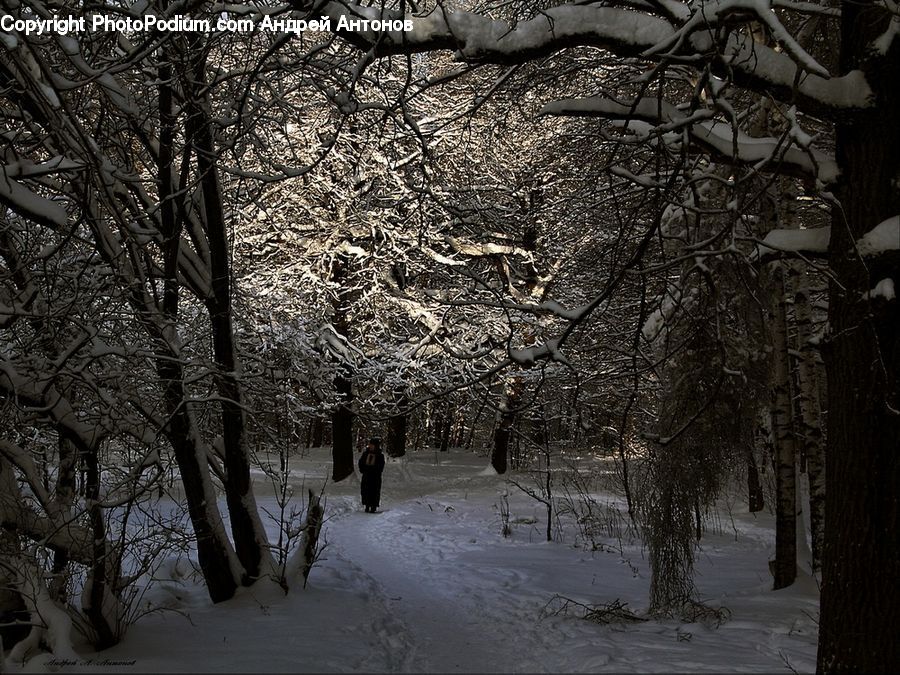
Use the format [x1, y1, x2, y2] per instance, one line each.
[541, 595, 648, 624]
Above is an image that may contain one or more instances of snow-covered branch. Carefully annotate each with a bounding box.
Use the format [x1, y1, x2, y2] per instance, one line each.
[754, 217, 899, 261]
[292, 0, 872, 115]
[541, 96, 838, 183]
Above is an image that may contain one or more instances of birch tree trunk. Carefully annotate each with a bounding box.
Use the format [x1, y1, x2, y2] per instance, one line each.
[787, 263, 826, 574]
[769, 264, 797, 590]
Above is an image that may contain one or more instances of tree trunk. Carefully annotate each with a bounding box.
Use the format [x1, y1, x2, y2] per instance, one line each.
[492, 418, 511, 474]
[465, 387, 491, 450]
[300, 490, 323, 586]
[309, 417, 325, 449]
[787, 263, 826, 574]
[386, 391, 408, 458]
[645, 446, 697, 614]
[158, 361, 243, 601]
[329, 251, 355, 482]
[746, 443, 765, 513]
[386, 412, 407, 457]
[770, 264, 797, 590]
[818, 2, 900, 669]
[0, 238, 80, 602]
[439, 401, 452, 453]
[331, 368, 355, 481]
[49, 436, 77, 602]
[429, 401, 443, 450]
[184, 43, 270, 583]
[154, 59, 243, 602]
[82, 448, 119, 649]
[492, 378, 521, 474]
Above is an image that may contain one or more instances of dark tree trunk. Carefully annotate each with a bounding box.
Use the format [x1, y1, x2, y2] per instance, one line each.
[184, 43, 267, 583]
[771, 265, 797, 590]
[50, 436, 77, 601]
[154, 60, 242, 602]
[386, 392, 408, 458]
[451, 411, 466, 448]
[300, 489, 324, 587]
[746, 444, 765, 513]
[157, 362, 242, 601]
[818, 3, 900, 670]
[309, 417, 325, 449]
[83, 448, 117, 649]
[439, 404, 452, 453]
[492, 420, 510, 474]
[387, 412, 407, 457]
[492, 379, 521, 474]
[429, 401, 444, 450]
[329, 252, 356, 482]
[465, 388, 490, 449]
[332, 368, 355, 481]
[773, 439, 797, 589]
[693, 498, 703, 542]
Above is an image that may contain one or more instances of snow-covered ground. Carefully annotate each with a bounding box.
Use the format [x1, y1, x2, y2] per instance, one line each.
[6, 448, 819, 673]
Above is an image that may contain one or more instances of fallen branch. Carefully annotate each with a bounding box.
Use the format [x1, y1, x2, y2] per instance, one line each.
[540, 595, 648, 624]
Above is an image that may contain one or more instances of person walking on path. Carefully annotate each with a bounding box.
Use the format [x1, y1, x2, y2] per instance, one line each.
[359, 437, 385, 513]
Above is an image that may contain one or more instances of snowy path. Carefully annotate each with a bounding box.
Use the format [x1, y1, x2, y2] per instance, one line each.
[331, 508, 530, 672]
[315, 454, 820, 674]
[26, 449, 819, 674]
[322, 459, 561, 673]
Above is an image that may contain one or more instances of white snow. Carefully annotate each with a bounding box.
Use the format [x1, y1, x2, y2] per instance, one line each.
[750, 217, 897, 260]
[691, 121, 837, 183]
[755, 227, 831, 258]
[16, 563, 80, 662]
[645, 0, 828, 78]
[717, 32, 872, 109]
[510, 339, 570, 366]
[857, 216, 899, 256]
[872, 13, 900, 55]
[865, 278, 896, 301]
[541, 97, 838, 183]
[446, 234, 529, 257]
[610, 165, 662, 188]
[3, 448, 819, 673]
[0, 165, 67, 226]
[642, 287, 695, 341]
[316, 0, 872, 110]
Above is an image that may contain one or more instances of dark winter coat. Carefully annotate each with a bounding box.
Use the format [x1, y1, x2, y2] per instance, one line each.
[358, 449, 385, 508]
